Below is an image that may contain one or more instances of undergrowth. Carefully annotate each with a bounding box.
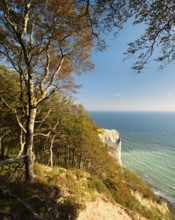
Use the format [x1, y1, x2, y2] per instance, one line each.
[0, 163, 173, 220]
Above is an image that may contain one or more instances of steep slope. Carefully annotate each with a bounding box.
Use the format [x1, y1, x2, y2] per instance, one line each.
[77, 194, 147, 220]
[1, 163, 173, 220]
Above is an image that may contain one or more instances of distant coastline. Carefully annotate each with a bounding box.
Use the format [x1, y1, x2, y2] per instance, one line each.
[89, 111, 175, 205]
[88, 110, 175, 114]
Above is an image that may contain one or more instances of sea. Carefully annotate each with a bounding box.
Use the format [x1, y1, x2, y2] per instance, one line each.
[89, 111, 175, 205]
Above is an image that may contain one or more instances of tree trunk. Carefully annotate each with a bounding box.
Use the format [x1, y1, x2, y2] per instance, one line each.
[72, 148, 75, 168]
[50, 135, 56, 167]
[18, 129, 25, 156]
[24, 107, 37, 182]
[66, 146, 70, 168]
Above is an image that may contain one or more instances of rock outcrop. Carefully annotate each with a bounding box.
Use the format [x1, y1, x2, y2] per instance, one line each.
[99, 129, 122, 165]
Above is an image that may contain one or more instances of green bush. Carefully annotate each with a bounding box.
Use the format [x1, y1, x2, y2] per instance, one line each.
[89, 175, 111, 197]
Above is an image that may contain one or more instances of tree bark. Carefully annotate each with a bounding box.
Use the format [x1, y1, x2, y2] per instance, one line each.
[18, 129, 25, 156]
[24, 107, 37, 182]
[49, 135, 56, 167]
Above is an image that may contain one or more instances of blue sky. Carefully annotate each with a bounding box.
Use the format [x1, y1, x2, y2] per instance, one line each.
[74, 21, 175, 112]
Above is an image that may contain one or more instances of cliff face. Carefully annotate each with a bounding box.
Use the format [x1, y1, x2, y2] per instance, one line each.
[77, 195, 147, 220]
[99, 129, 122, 165]
[77, 193, 171, 220]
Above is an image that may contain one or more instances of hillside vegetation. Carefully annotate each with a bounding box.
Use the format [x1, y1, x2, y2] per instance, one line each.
[0, 163, 174, 220]
[0, 66, 175, 220]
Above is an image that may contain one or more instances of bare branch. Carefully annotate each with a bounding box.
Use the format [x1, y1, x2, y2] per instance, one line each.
[21, 0, 32, 38]
[0, 155, 27, 166]
[46, 56, 65, 90]
[34, 119, 59, 137]
[0, 97, 26, 133]
[39, 42, 51, 94]
[29, 19, 35, 47]
[4, 5, 18, 32]
[36, 89, 55, 107]
[0, 131, 10, 141]
[35, 109, 51, 128]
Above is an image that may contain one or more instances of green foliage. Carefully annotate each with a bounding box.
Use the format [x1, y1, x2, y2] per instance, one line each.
[88, 175, 112, 198]
[0, 66, 22, 159]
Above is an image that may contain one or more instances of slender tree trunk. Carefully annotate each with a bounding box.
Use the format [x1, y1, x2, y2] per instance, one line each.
[72, 148, 75, 167]
[50, 135, 56, 167]
[18, 129, 25, 156]
[24, 107, 37, 182]
[66, 146, 70, 168]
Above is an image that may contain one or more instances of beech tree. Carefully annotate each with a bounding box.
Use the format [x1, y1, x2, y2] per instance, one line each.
[0, 0, 93, 181]
[0, 0, 130, 181]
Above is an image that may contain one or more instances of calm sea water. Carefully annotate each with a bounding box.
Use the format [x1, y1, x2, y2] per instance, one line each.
[89, 111, 175, 204]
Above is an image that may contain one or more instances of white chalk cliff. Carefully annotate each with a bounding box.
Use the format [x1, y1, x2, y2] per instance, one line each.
[99, 129, 122, 165]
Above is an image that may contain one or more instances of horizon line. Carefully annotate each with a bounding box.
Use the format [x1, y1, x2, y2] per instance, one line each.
[87, 110, 175, 112]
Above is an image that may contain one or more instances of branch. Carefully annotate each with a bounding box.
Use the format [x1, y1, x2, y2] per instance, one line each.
[0, 130, 10, 141]
[39, 42, 51, 94]
[0, 97, 26, 133]
[45, 56, 65, 91]
[36, 89, 55, 107]
[0, 187, 46, 220]
[35, 109, 51, 129]
[29, 19, 35, 46]
[4, 3, 31, 72]
[34, 119, 59, 137]
[0, 43, 21, 74]
[0, 155, 27, 166]
[4, 5, 18, 32]
[85, 0, 95, 35]
[36, 55, 64, 107]
[21, 0, 32, 38]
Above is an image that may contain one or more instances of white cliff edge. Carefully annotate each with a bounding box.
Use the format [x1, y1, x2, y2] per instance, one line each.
[99, 129, 122, 165]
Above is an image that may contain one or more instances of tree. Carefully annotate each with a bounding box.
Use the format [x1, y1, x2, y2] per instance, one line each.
[0, 0, 130, 181]
[125, 0, 175, 72]
[0, 0, 93, 181]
